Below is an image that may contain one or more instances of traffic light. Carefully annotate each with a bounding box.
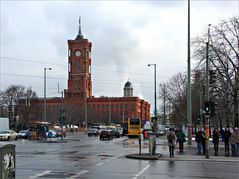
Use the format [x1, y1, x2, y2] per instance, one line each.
[197, 115, 201, 124]
[210, 101, 218, 117]
[204, 101, 210, 116]
[209, 70, 217, 85]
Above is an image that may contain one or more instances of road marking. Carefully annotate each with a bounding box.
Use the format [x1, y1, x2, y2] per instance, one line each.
[132, 164, 150, 179]
[106, 154, 123, 162]
[68, 170, 89, 179]
[97, 162, 104, 166]
[28, 170, 52, 179]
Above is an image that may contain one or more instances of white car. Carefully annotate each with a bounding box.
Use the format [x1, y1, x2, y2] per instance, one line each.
[116, 127, 123, 136]
[0, 130, 17, 141]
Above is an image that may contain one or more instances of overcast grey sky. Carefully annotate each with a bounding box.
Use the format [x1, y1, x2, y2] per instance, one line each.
[0, 0, 238, 113]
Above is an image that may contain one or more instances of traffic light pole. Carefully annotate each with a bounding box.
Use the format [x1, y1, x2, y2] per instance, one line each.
[205, 24, 211, 159]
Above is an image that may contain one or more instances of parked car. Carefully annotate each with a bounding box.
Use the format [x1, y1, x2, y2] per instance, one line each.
[110, 129, 120, 138]
[156, 130, 164, 136]
[116, 127, 123, 136]
[17, 129, 31, 139]
[99, 130, 113, 140]
[0, 130, 17, 141]
[46, 130, 57, 138]
[55, 128, 66, 138]
[88, 128, 99, 137]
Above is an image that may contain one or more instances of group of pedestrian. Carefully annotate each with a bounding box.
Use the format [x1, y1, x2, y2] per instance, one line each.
[167, 127, 186, 157]
[195, 126, 239, 157]
[38, 125, 49, 140]
[220, 126, 239, 157]
[167, 126, 239, 158]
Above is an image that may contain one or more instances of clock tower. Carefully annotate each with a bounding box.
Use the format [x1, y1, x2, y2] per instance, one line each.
[65, 17, 92, 99]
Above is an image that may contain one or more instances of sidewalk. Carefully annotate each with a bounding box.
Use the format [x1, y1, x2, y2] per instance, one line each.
[126, 138, 239, 162]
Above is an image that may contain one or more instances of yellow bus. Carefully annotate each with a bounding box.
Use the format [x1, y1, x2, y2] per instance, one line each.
[127, 118, 141, 137]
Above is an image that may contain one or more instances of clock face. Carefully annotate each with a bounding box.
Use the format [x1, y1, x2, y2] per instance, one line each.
[75, 50, 81, 57]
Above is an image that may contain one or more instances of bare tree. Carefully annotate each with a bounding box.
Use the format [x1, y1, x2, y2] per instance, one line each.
[192, 17, 239, 127]
[159, 72, 187, 126]
[0, 85, 38, 129]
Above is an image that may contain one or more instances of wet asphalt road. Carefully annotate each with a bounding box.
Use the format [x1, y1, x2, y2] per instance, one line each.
[3, 133, 238, 179]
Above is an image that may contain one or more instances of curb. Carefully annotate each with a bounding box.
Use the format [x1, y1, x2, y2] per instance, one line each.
[158, 155, 239, 162]
[125, 153, 162, 160]
[40, 139, 67, 143]
[126, 153, 239, 162]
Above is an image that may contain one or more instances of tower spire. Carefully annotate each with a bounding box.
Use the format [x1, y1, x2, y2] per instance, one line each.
[75, 16, 84, 40]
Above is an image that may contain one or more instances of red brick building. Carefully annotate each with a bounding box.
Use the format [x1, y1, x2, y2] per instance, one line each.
[18, 18, 150, 127]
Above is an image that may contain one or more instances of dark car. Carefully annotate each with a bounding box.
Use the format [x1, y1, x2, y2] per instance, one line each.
[99, 130, 113, 140]
[17, 129, 31, 139]
[110, 129, 120, 138]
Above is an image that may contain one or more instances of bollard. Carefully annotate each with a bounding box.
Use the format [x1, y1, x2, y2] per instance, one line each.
[153, 136, 156, 155]
[149, 138, 153, 155]
[0, 144, 16, 179]
[138, 135, 141, 155]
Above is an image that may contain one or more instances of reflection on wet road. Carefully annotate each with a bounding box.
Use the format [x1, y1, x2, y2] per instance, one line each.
[12, 133, 239, 179]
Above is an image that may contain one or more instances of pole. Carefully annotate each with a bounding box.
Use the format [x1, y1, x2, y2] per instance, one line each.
[205, 41, 210, 158]
[154, 64, 157, 119]
[163, 85, 166, 125]
[44, 68, 52, 123]
[61, 91, 64, 141]
[148, 64, 157, 119]
[205, 24, 211, 158]
[109, 98, 111, 124]
[187, 0, 192, 145]
[44, 68, 46, 123]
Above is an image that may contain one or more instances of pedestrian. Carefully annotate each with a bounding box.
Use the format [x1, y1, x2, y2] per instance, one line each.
[224, 126, 231, 156]
[234, 127, 239, 157]
[167, 128, 176, 157]
[229, 128, 237, 157]
[212, 127, 219, 156]
[195, 128, 203, 154]
[176, 128, 186, 152]
[201, 130, 206, 155]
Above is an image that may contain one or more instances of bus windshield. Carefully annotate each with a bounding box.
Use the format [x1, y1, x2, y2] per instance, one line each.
[129, 118, 140, 125]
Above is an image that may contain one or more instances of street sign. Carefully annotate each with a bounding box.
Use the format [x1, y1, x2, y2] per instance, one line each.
[142, 120, 146, 126]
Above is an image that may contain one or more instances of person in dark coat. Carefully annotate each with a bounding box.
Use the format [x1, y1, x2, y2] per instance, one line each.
[201, 130, 206, 155]
[224, 127, 231, 156]
[213, 127, 220, 156]
[195, 128, 204, 154]
[229, 128, 237, 156]
[176, 128, 186, 152]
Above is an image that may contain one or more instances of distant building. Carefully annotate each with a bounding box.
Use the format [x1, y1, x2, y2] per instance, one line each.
[18, 18, 150, 128]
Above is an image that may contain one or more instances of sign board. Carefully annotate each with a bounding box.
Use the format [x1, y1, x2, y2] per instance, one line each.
[142, 120, 146, 126]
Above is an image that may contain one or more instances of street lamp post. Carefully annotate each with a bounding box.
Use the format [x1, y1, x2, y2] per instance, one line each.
[205, 24, 211, 159]
[163, 85, 166, 125]
[148, 64, 157, 119]
[44, 67, 52, 123]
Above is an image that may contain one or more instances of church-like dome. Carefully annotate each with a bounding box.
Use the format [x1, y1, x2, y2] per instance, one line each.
[124, 81, 133, 88]
[124, 80, 133, 97]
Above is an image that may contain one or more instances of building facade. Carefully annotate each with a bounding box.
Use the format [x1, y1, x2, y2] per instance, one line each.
[18, 18, 150, 127]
